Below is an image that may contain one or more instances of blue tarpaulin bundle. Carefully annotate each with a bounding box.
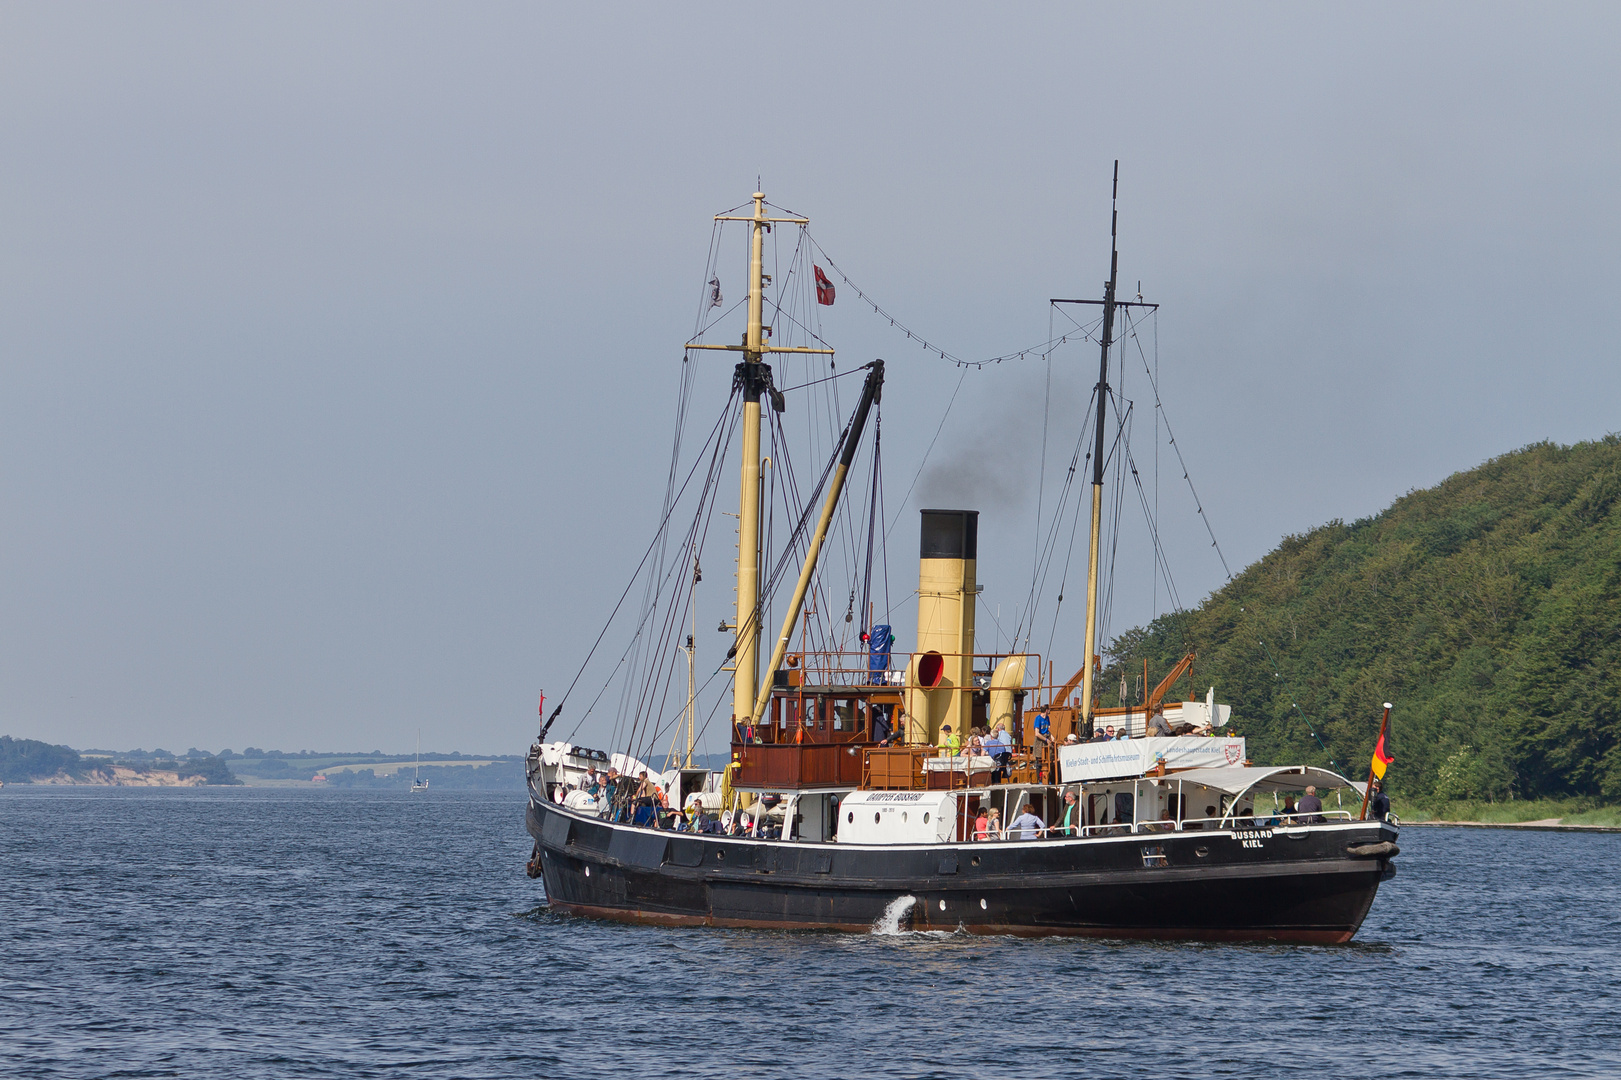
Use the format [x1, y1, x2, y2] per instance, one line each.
[868, 624, 894, 673]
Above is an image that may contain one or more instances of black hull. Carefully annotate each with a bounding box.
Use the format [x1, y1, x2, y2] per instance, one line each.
[526, 797, 1396, 942]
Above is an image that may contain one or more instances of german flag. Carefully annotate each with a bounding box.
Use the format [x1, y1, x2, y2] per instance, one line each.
[1371, 731, 1394, 779]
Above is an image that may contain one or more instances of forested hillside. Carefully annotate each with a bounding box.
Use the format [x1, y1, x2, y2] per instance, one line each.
[1101, 436, 1621, 802]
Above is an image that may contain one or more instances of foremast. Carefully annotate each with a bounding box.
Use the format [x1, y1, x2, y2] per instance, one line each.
[689, 192, 833, 726]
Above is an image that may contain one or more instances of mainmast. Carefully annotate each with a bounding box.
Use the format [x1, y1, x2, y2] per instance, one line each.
[1080, 166, 1120, 732]
[688, 192, 832, 725]
[1051, 162, 1156, 733]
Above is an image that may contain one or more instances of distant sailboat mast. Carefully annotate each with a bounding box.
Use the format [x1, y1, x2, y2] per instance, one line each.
[412, 729, 428, 791]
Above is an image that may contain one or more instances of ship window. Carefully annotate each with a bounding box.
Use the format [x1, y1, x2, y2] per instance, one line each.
[938, 900, 946, 911]
[923, 813, 930, 824]
[715, 851, 724, 861]
[584, 866, 590, 877]
[971, 856, 981, 867]
[980, 898, 987, 910]
[847, 812, 854, 824]
[874, 813, 881, 824]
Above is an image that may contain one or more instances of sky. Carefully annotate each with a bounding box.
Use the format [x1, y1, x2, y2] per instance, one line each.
[2, 3, 1618, 758]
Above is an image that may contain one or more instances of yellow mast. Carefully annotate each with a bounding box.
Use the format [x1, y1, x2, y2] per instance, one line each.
[732, 193, 768, 724]
[1080, 481, 1104, 725]
[688, 191, 830, 727]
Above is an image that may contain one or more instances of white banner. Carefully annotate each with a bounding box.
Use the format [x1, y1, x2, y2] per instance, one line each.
[1057, 737, 1246, 783]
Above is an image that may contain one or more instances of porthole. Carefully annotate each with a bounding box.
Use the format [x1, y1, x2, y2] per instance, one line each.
[938, 900, 946, 911]
[923, 813, 931, 824]
[847, 811, 854, 824]
[584, 866, 591, 877]
[901, 812, 909, 823]
[874, 813, 881, 824]
[716, 850, 725, 861]
[1195, 846, 1210, 858]
[970, 856, 981, 867]
[980, 898, 987, 910]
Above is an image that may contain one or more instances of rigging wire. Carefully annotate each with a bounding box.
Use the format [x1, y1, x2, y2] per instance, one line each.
[1256, 635, 1345, 775]
[616, 388, 748, 762]
[776, 367, 864, 394]
[1018, 387, 1097, 649]
[559, 383, 740, 739]
[1123, 308, 1233, 581]
[885, 366, 968, 541]
[807, 236, 1093, 368]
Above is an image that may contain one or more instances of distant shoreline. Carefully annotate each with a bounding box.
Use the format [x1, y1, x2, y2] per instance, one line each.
[1405, 820, 1621, 834]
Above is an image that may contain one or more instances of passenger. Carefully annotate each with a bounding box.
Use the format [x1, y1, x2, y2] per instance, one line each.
[1147, 708, 1174, 738]
[1298, 785, 1324, 824]
[987, 724, 1013, 783]
[1056, 790, 1080, 837]
[1281, 795, 1298, 824]
[1369, 780, 1391, 822]
[1009, 803, 1047, 840]
[937, 724, 960, 757]
[1088, 725, 1110, 743]
[966, 727, 986, 757]
[1114, 725, 1131, 740]
[1032, 712, 1052, 749]
[871, 709, 892, 745]
[1236, 804, 1254, 826]
[1194, 805, 1217, 831]
[974, 805, 991, 840]
[1064, 733, 1080, 746]
[985, 806, 1002, 840]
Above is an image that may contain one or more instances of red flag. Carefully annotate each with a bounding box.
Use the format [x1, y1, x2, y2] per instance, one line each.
[814, 265, 835, 306]
[537, 691, 546, 717]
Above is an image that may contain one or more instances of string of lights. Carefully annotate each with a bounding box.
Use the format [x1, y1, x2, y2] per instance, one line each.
[808, 236, 1098, 368]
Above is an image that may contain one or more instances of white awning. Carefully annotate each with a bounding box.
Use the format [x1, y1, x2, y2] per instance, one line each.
[1165, 764, 1359, 799]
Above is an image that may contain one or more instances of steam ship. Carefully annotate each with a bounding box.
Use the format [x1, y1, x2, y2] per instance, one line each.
[524, 180, 1399, 940]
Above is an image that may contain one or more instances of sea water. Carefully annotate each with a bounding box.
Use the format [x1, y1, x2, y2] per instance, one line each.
[2, 787, 1618, 1079]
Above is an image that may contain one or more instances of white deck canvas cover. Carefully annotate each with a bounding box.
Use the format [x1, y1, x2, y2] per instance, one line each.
[1178, 764, 1359, 799]
[1057, 737, 1245, 783]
